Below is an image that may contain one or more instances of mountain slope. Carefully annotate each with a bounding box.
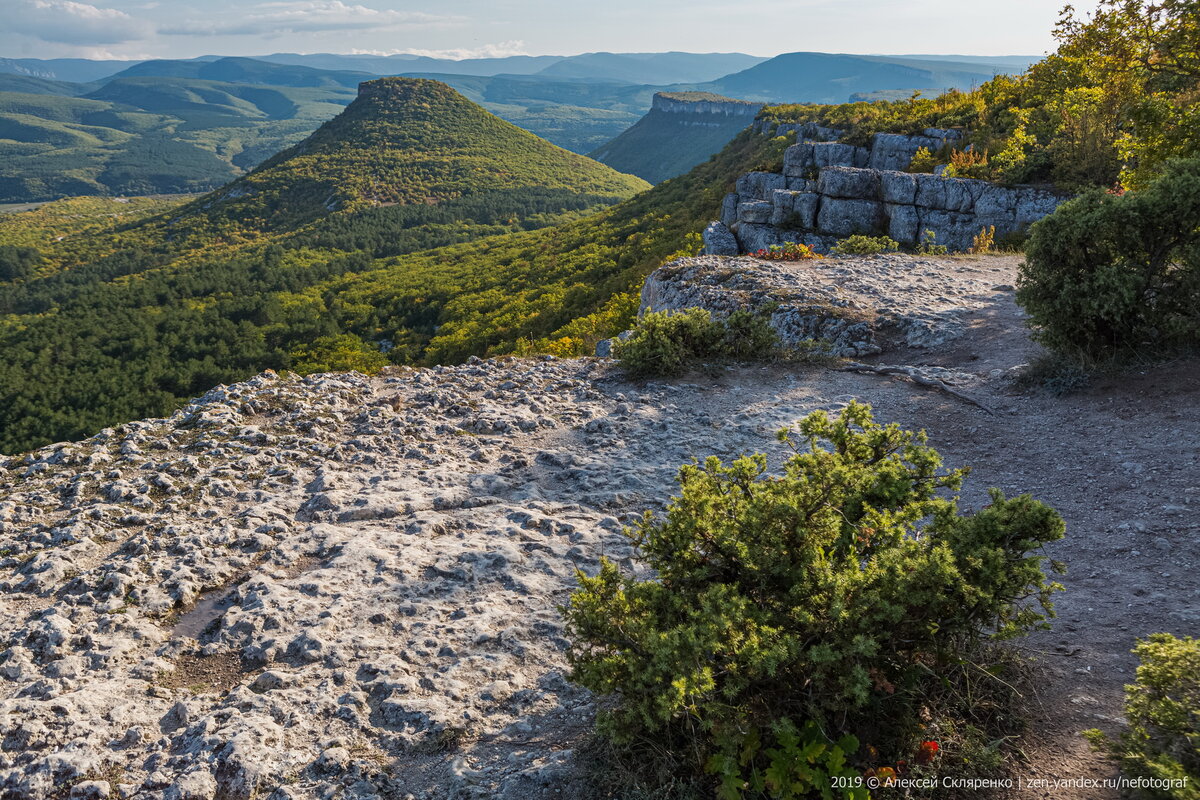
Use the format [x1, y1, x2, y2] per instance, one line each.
[0, 115, 774, 454]
[179, 77, 648, 235]
[0, 79, 358, 203]
[531, 52, 767, 84]
[0, 57, 143, 83]
[589, 92, 762, 183]
[257, 51, 767, 84]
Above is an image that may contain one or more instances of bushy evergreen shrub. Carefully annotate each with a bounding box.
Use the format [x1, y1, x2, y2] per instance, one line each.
[1018, 159, 1200, 358]
[1087, 634, 1200, 799]
[564, 403, 1065, 797]
[615, 308, 778, 378]
[831, 235, 900, 255]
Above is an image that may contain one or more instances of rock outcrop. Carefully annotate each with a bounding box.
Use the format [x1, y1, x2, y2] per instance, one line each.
[712, 123, 1066, 254]
[638, 254, 1020, 357]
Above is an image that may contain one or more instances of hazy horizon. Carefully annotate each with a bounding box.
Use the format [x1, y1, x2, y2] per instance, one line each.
[5, 0, 1064, 62]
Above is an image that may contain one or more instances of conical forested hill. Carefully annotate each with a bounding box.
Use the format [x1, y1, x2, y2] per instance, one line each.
[185, 77, 649, 233]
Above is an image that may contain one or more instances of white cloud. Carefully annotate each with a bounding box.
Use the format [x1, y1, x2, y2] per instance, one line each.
[160, 1, 461, 37]
[349, 41, 531, 60]
[10, 0, 153, 45]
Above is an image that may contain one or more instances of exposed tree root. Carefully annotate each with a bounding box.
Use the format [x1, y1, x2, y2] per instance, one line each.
[838, 362, 996, 414]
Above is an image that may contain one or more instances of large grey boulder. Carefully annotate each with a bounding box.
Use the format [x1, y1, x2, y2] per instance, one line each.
[793, 193, 821, 230]
[880, 171, 919, 205]
[885, 203, 921, 245]
[784, 142, 868, 177]
[818, 167, 881, 200]
[737, 201, 774, 224]
[919, 209, 980, 252]
[769, 190, 820, 229]
[720, 193, 740, 227]
[769, 190, 798, 226]
[974, 184, 1018, 223]
[734, 223, 783, 253]
[783, 143, 814, 178]
[867, 131, 964, 171]
[702, 221, 740, 256]
[868, 133, 937, 171]
[799, 122, 844, 142]
[817, 198, 885, 237]
[736, 171, 786, 201]
[923, 127, 963, 140]
[1015, 188, 1064, 226]
[814, 142, 869, 169]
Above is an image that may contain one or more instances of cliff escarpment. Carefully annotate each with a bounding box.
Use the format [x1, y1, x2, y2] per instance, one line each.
[589, 92, 764, 183]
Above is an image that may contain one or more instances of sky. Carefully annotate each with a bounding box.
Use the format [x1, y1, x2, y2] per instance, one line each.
[2, 0, 1069, 61]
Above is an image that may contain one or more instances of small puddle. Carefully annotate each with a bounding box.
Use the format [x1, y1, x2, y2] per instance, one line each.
[167, 554, 320, 640]
[170, 588, 237, 640]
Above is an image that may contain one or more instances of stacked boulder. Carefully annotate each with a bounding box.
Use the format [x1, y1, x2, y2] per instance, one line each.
[704, 126, 1065, 255]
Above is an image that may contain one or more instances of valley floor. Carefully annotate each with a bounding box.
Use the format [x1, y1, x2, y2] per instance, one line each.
[0, 255, 1195, 799]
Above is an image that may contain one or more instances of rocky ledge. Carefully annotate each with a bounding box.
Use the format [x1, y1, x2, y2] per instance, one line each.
[636, 253, 1019, 356]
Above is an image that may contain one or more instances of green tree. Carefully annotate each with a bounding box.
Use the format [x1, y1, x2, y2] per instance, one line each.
[1018, 158, 1200, 357]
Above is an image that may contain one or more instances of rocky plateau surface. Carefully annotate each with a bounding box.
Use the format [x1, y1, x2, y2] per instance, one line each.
[0, 255, 1196, 800]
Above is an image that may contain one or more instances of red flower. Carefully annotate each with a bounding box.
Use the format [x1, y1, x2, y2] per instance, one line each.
[916, 741, 940, 764]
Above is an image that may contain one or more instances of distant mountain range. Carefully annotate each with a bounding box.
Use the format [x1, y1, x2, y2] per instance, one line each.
[0, 51, 770, 87]
[0, 50, 1038, 203]
[701, 52, 1032, 104]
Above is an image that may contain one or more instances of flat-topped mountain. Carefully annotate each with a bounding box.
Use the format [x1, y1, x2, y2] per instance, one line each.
[180, 77, 649, 233]
[590, 91, 763, 183]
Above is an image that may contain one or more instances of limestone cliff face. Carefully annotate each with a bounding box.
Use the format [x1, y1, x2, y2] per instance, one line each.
[706, 123, 1068, 255]
[590, 92, 764, 183]
[651, 92, 763, 118]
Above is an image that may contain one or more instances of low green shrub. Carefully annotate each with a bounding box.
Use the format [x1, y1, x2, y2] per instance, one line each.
[908, 146, 940, 174]
[1086, 634, 1200, 799]
[1018, 158, 1200, 359]
[564, 402, 1065, 798]
[615, 308, 778, 378]
[917, 229, 949, 255]
[831, 235, 900, 255]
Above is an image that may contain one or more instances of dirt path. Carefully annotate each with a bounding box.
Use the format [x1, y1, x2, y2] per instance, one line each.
[637, 255, 1199, 798]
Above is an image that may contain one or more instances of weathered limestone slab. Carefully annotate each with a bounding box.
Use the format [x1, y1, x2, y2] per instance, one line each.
[817, 197, 885, 236]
